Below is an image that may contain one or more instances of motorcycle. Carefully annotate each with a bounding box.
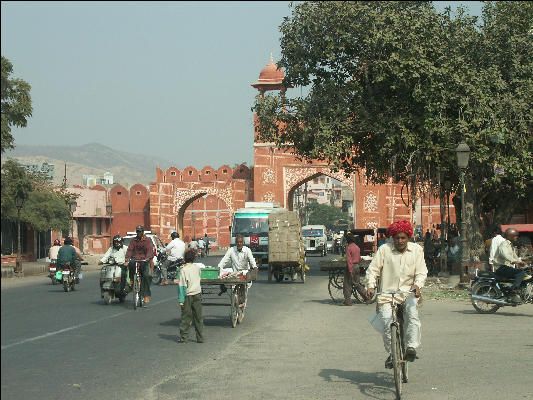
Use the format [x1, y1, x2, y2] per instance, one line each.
[152, 251, 184, 285]
[99, 256, 127, 305]
[49, 259, 59, 285]
[58, 262, 78, 292]
[470, 262, 533, 313]
[198, 247, 205, 258]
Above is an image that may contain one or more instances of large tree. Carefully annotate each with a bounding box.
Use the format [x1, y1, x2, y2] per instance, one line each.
[1, 56, 32, 153]
[1, 159, 71, 233]
[254, 1, 533, 257]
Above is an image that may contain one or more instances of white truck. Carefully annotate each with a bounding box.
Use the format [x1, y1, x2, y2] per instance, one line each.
[230, 202, 286, 265]
[302, 224, 328, 257]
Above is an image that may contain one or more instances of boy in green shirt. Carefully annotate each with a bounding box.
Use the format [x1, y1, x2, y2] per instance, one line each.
[178, 250, 204, 343]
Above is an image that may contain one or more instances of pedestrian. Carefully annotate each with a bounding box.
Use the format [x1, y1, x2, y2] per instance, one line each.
[423, 232, 437, 276]
[203, 233, 210, 256]
[340, 232, 365, 306]
[177, 249, 204, 343]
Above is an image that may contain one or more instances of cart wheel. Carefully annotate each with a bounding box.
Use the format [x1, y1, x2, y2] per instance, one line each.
[230, 290, 238, 328]
[328, 274, 344, 303]
[275, 270, 284, 282]
[300, 264, 306, 283]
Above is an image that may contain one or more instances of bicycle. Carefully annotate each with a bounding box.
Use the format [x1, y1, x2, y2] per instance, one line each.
[373, 289, 416, 400]
[129, 259, 148, 310]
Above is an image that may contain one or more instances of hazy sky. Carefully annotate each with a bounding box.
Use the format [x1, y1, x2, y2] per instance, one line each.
[1, 1, 483, 169]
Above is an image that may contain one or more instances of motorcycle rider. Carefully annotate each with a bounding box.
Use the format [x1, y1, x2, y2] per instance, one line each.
[49, 239, 61, 261]
[493, 228, 527, 303]
[57, 237, 82, 280]
[124, 225, 153, 304]
[365, 220, 427, 369]
[98, 235, 128, 292]
[161, 231, 186, 285]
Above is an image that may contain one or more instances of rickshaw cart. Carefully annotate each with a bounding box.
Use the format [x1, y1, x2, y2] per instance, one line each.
[319, 259, 377, 304]
[200, 268, 258, 328]
[268, 257, 307, 283]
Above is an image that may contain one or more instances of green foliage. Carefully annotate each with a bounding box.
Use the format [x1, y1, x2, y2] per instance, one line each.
[254, 1, 532, 233]
[303, 202, 351, 231]
[1, 159, 70, 232]
[1, 56, 33, 153]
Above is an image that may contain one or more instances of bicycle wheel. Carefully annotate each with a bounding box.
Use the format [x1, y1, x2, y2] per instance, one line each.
[391, 324, 403, 399]
[328, 274, 344, 303]
[133, 274, 141, 310]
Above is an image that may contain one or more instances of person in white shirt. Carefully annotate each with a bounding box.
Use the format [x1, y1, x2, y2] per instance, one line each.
[49, 239, 61, 260]
[161, 231, 186, 285]
[366, 220, 427, 370]
[488, 227, 505, 272]
[493, 228, 527, 302]
[217, 235, 258, 296]
[98, 235, 128, 292]
[189, 238, 199, 250]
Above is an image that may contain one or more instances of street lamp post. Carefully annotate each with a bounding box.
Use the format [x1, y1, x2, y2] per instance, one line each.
[14, 195, 25, 274]
[456, 142, 471, 284]
[69, 199, 77, 238]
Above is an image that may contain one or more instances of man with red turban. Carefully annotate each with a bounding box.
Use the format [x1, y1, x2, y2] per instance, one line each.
[365, 220, 428, 369]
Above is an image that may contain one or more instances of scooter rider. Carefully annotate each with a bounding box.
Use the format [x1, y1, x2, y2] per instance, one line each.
[161, 231, 186, 285]
[98, 235, 128, 291]
[49, 239, 61, 261]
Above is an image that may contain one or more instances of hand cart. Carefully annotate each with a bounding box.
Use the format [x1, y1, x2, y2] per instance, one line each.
[200, 269, 258, 328]
[268, 257, 307, 283]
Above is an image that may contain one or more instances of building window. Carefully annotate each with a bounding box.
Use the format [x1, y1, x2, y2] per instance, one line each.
[189, 170, 193, 176]
[205, 171, 210, 175]
[171, 171, 176, 176]
[117, 192, 121, 195]
[223, 169, 227, 174]
[97, 219, 102, 235]
[136, 191, 141, 195]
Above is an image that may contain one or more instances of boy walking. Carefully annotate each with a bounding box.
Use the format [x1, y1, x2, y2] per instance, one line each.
[178, 250, 204, 343]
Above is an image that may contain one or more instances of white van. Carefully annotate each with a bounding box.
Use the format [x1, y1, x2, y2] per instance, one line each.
[302, 225, 328, 257]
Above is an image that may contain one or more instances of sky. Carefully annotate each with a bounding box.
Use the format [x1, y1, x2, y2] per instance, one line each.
[1, 1, 483, 170]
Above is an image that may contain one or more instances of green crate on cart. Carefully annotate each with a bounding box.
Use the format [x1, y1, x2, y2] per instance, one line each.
[201, 268, 219, 279]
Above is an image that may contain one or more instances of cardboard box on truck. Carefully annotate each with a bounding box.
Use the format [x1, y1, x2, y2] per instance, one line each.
[268, 211, 304, 263]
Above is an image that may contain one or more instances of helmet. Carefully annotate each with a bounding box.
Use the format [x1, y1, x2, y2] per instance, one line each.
[135, 225, 144, 232]
[112, 234, 123, 249]
[53, 239, 61, 246]
[171, 231, 179, 239]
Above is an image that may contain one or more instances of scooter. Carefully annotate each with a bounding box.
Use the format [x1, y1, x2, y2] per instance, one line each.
[99, 256, 127, 304]
[58, 262, 77, 292]
[49, 259, 59, 285]
[152, 252, 184, 285]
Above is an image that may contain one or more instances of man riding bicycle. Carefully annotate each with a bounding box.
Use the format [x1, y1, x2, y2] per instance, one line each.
[124, 225, 153, 304]
[365, 220, 427, 369]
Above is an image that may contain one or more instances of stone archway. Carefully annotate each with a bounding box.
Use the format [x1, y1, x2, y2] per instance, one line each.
[284, 166, 356, 226]
[173, 187, 234, 240]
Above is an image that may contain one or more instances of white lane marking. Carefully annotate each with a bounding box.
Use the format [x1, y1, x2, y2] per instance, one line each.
[1, 295, 179, 350]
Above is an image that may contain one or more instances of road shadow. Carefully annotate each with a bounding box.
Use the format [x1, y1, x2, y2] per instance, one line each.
[452, 309, 533, 317]
[160, 318, 179, 327]
[319, 368, 394, 400]
[305, 298, 366, 306]
[160, 316, 232, 328]
[158, 333, 178, 343]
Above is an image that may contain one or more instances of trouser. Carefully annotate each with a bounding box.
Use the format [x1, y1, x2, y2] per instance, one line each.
[343, 267, 366, 304]
[379, 296, 421, 354]
[73, 259, 82, 276]
[119, 265, 129, 292]
[128, 261, 152, 297]
[205, 246, 209, 256]
[495, 265, 526, 290]
[161, 259, 174, 281]
[179, 293, 204, 341]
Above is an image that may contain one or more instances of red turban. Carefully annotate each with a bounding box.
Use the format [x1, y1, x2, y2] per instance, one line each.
[386, 220, 413, 238]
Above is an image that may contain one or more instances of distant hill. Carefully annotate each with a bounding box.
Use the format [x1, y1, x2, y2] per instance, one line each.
[2, 143, 175, 187]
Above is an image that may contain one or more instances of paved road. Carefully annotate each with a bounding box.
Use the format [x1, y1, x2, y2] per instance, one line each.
[2, 254, 532, 400]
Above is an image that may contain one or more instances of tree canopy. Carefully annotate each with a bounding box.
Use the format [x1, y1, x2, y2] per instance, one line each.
[254, 1, 532, 249]
[1, 56, 33, 153]
[1, 159, 71, 232]
[303, 202, 351, 231]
